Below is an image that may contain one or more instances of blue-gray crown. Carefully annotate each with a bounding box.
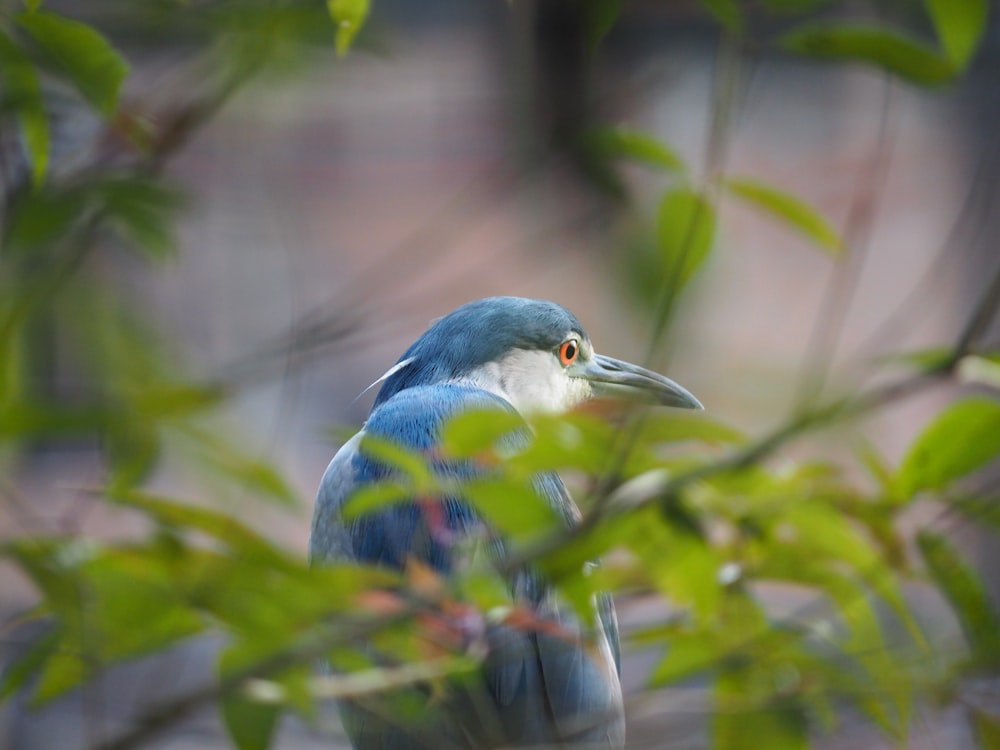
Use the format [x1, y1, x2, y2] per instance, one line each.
[373, 297, 586, 408]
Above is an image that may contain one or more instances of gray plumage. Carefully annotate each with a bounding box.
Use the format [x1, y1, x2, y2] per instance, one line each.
[310, 297, 701, 749]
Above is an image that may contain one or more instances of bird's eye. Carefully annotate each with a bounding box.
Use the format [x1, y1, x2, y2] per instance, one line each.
[559, 339, 580, 366]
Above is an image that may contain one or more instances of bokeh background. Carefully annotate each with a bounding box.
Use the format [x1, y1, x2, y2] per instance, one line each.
[2, 1, 999, 748]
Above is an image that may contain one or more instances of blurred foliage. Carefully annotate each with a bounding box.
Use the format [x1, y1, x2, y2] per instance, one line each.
[1, 1, 999, 750]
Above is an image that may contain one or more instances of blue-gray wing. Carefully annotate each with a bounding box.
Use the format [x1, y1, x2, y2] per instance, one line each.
[309, 431, 363, 565]
[309, 384, 624, 749]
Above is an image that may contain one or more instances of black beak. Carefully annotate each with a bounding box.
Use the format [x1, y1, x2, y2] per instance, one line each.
[576, 354, 703, 410]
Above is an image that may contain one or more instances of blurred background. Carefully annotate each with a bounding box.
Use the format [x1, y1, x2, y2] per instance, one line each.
[2, 1, 999, 748]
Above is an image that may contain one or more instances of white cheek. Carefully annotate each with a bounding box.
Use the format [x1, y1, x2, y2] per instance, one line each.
[458, 350, 593, 414]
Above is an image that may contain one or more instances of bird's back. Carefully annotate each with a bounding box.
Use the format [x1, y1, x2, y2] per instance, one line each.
[310, 383, 625, 749]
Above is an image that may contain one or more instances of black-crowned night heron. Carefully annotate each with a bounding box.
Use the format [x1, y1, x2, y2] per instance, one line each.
[309, 297, 701, 749]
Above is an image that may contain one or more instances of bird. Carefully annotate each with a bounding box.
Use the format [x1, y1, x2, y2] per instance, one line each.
[309, 296, 701, 750]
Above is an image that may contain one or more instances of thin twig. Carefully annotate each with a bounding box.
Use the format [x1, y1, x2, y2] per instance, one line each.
[86, 610, 416, 750]
[793, 73, 897, 410]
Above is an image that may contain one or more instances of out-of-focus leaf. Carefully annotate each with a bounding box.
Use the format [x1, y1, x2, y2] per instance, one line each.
[0, 628, 59, 699]
[97, 176, 187, 259]
[698, 0, 741, 30]
[342, 480, 414, 519]
[854, 437, 894, 494]
[462, 476, 559, 539]
[897, 397, 1000, 496]
[132, 383, 227, 418]
[0, 30, 49, 185]
[3, 537, 207, 702]
[638, 411, 746, 446]
[657, 187, 717, 290]
[454, 566, 511, 614]
[724, 177, 843, 255]
[32, 651, 87, 704]
[583, 0, 621, 52]
[762, 0, 831, 12]
[917, 532, 1000, 663]
[106, 419, 160, 491]
[880, 346, 954, 373]
[780, 504, 915, 634]
[511, 412, 615, 474]
[3, 185, 89, 253]
[624, 506, 722, 621]
[16, 10, 129, 115]
[358, 433, 435, 489]
[440, 408, 525, 459]
[946, 496, 1000, 535]
[182, 426, 299, 506]
[0, 401, 116, 438]
[582, 127, 686, 174]
[925, 0, 987, 69]
[23, 0, 45, 11]
[83, 546, 206, 655]
[957, 353, 1000, 390]
[326, 0, 370, 56]
[972, 708, 1000, 750]
[111, 491, 297, 568]
[219, 646, 282, 750]
[781, 24, 954, 86]
[714, 666, 808, 750]
[646, 625, 719, 685]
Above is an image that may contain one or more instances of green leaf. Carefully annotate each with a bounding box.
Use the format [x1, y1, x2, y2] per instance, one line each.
[762, 0, 831, 12]
[714, 666, 809, 750]
[854, 437, 894, 494]
[22, 0, 45, 10]
[0, 31, 49, 185]
[583, 0, 621, 52]
[461, 476, 560, 539]
[326, 0, 370, 56]
[925, 0, 987, 69]
[957, 353, 1000, 390]
[657, 187, 717, 290]
[698, 0, 742, 31]
[96, 176, 187, 259]
[0, 628, 60, 699]
[879, 346, 954, 374]
[724, 177, 843, 255]
[106, 419, 161, 491]
[917, 532, 1000, 663]
[182, 426, 300, 506]
[16, 10, 129, 116]
[3, 184, 88, 254]
[897, 397, 1000, 496]
[0, 401, 117, 439]
[638, 411, 746, 446]
[132, 383, 227, 418]
[110, 491, 297, 568]
[32, 651, 87, 703]
[4, 537, 208, 702]
[582, 127, 686, 174]
[781, 24, 954, 86]
[219, 647, 282, 750]
[342, 480, 414, 520]
[357, 433, 434, 489]
[946, 496, 1000, 536]
[506, 411, 617, 474]
[440, 408, 525, 459]
[647, 627, 719, 685]
[972, 708, 1000, 750]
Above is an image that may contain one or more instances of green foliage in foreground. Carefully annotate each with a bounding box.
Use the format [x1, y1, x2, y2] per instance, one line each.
[1, 1, 998, 750]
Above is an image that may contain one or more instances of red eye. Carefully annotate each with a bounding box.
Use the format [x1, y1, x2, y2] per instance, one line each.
[559, 339, 579, 366]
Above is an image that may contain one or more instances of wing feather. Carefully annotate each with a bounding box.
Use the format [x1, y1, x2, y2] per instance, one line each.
[309, 383, 624, 749]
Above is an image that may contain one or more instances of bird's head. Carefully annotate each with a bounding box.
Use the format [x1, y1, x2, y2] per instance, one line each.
[371, 296, 702, 415]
